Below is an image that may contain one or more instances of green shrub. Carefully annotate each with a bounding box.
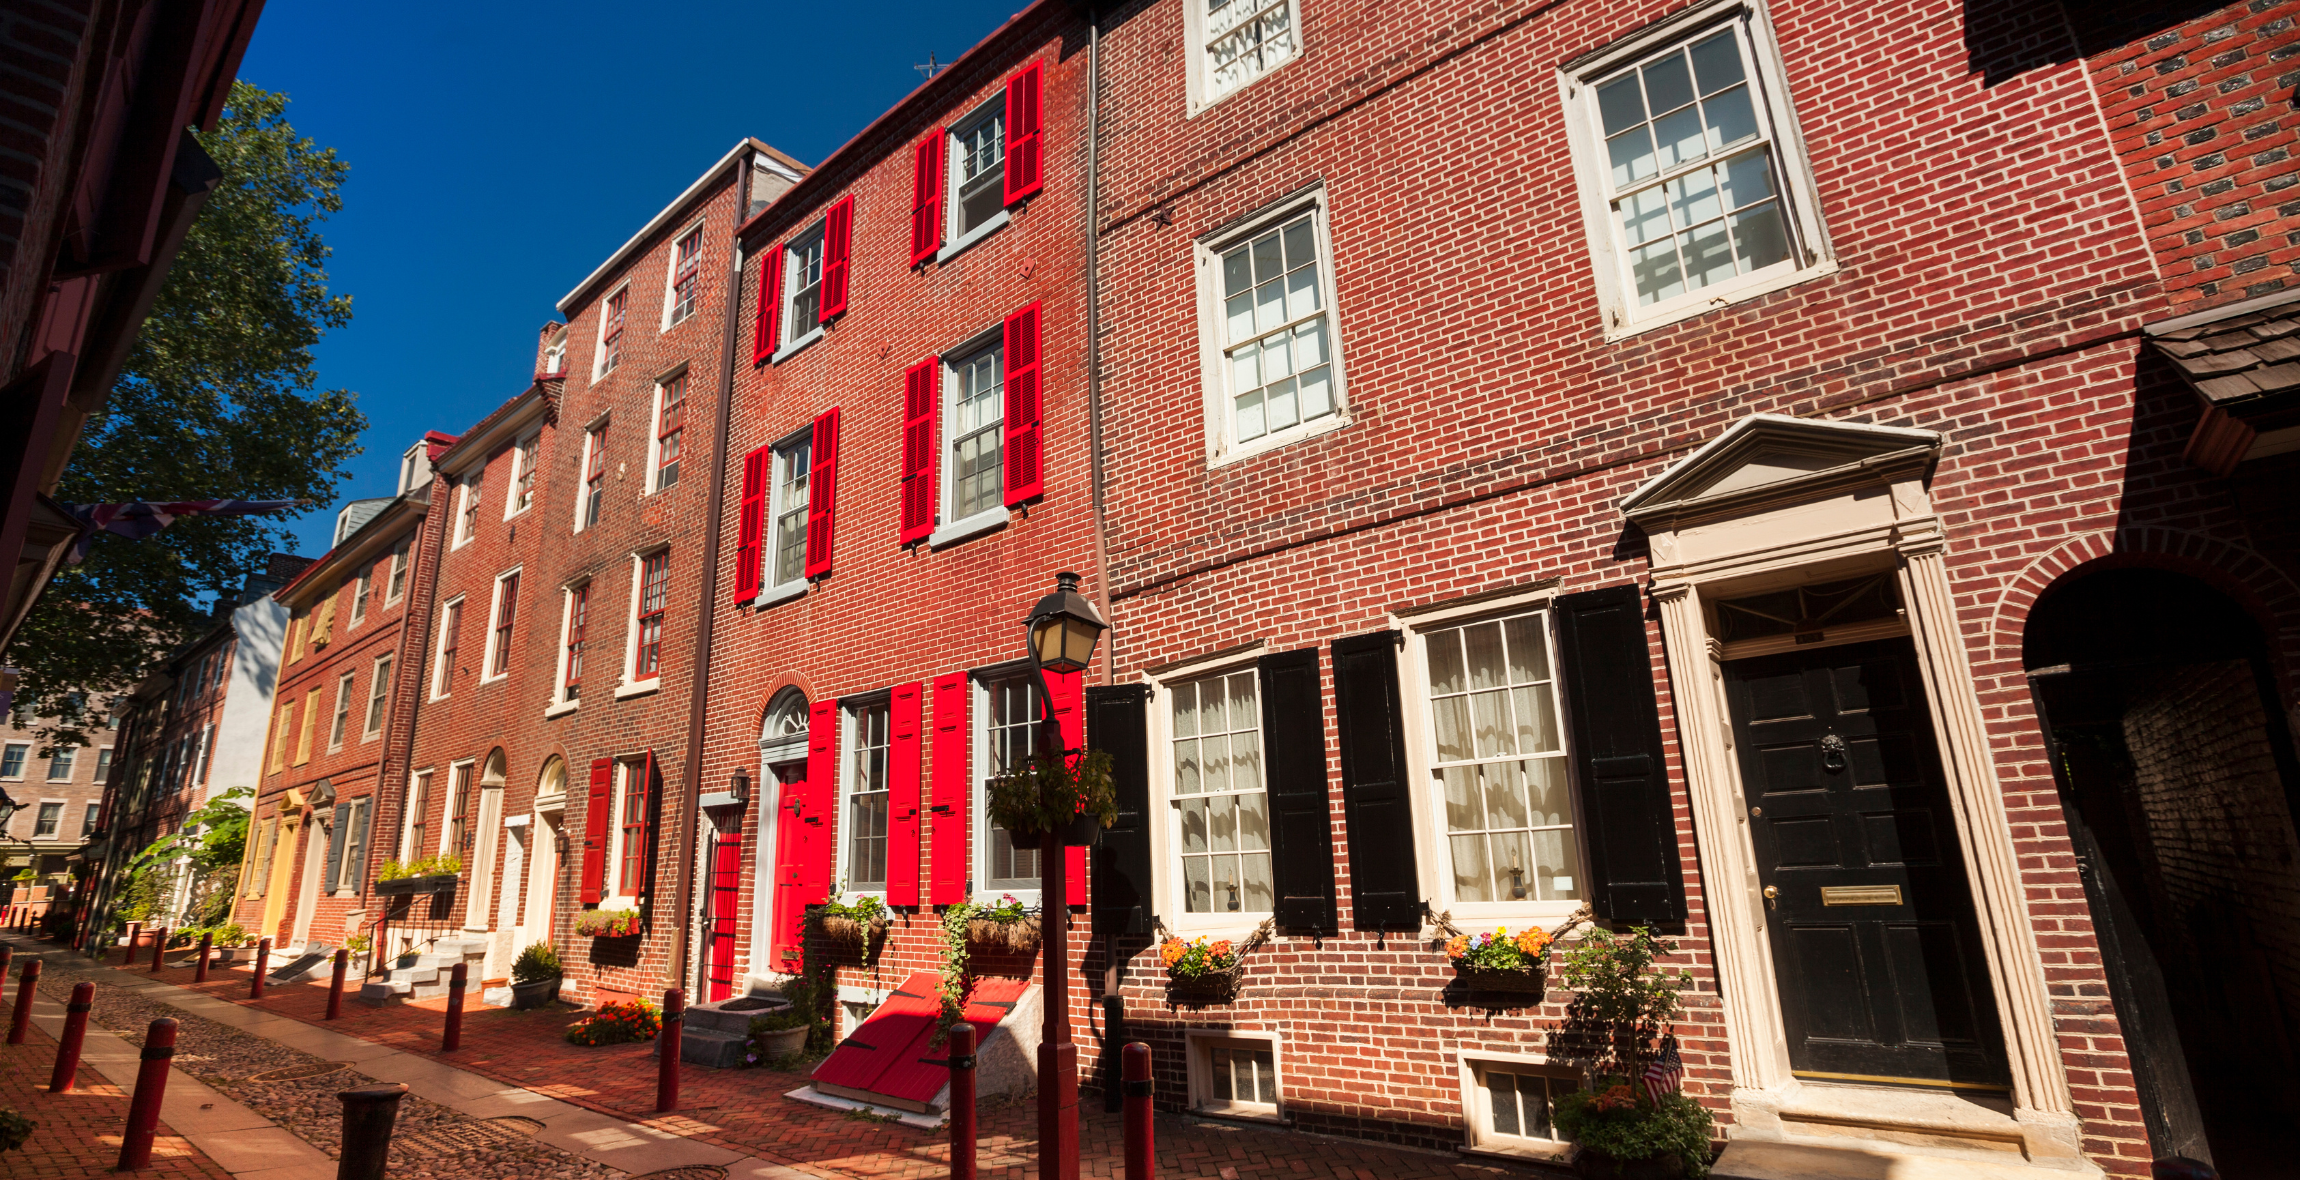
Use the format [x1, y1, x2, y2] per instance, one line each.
[1554, 1082, 1714, 1177]
[0, 1106, 32, 1153]
[511, 942, 561, 983]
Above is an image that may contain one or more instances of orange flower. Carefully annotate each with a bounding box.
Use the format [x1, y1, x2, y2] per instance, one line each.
[1445, 935, 1470, 960]
[1159, 938, 1186, 968]
[1513, 928, 1550, 956]
[1209, 940, 1234, 962]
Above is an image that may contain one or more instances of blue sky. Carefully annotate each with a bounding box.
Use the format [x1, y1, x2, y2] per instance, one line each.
[240, 0, 1033, 558]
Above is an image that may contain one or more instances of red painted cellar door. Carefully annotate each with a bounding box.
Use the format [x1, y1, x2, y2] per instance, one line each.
[812, 973, 1031, 1111]
[707, 827, 742, 1002]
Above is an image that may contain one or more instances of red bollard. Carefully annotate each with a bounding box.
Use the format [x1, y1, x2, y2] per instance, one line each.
[193, 933, 213, 983]
[122, 921, 142, 966]
[116, 1017, 177, 1171]
[250, 937, 270, 999]
[442, 961, 466, 1051]
[149, 926, 168, 973]
[949, 1022, 979, 1180]
[327, 948, 348, 1020]
[1123, 1041, 1154, 1180]
[657, 988, 683, 1113]
[0, 944, 13, 982]
[6, 958, 38, 1045]
[49, 981, 94, 1092]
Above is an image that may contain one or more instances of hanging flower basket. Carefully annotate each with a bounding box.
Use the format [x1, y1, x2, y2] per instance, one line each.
[576, 909, 641, 939]
[965, 896, 1041, 953]
[1159, 920, 1271, 1006]
[814, 895, 889, 948]
[1164, 957, 1245, 1005]
[1445, 924, 1555, 1000]
[988, 750, 1116, 846]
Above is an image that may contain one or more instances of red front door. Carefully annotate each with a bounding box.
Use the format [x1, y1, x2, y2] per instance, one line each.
[706, 826, 742, 1001]
[769, 779, 807, 970]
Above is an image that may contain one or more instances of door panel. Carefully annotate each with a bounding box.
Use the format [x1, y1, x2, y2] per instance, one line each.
[1727, 637, 2010, 1087]
[708, 828, 741, 1001]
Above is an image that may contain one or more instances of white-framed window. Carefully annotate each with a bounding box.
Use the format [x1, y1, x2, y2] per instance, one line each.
[1167, 669, 1272, 920]
[81, 802, 99, 837]
[364, 655, 391, 738]
[505, 431, 539, 518]
[92, 747, 113, 784]
[194, 724, 213, 783]
[402, 769, 433, 860]
[1403, 604, 1580, 923]
[974, 671, 1044, 899]
[1196, 190, 1347, 465]
[649, 372, 689, 493]
[775, 227, 827, 355]
[443, 759, 476, 861]
[1185, 0, 1302, 114]
[350, 569, 371, 625]
[329, 673, 354, 750]
[431, 596, 465, 700]
[1186, 1030, 1284, 1120]
[454, 474, 482, 547]
[577, 422, 609, 532]
[1457, 1050, 1575, 1158]
[945, 94, 1009, 252]
[764, 428, 812, 598]
[664, 221, 705, 328]
[1561, 0, 1831, 337]
[0, 743, 26, 780]
[618, 548, 670, 695]
[595, 284, 629, 378]
[386, 538, 411, 604]
[45, 747, 75, 782]
[33, 802, 61, 839]
[943, 330, 1006, 530]
[841, 698, 892, 894]
[553, 581, 591, 707]
[607, 755, 653, 903]
[483, 568, 521, 681]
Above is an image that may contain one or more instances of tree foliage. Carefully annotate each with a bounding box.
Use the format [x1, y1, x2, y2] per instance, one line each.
[8, 83, 364, 747]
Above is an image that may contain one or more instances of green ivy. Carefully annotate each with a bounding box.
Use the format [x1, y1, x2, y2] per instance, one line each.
[933, 902, 977, 1044]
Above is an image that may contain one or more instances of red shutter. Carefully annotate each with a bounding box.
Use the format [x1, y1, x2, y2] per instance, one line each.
[770, 780, 806, 967]
[1001, 302, 1044, 506]
[804, 407, 841, 580]
[580, 757, 613, 905]
[900, 357, 939, 545]
[929, 672, 970, 906]
[805, 700, 839, 906]
[888, 681, 924, 907]
[1003, 61, 1044, 205]
[734, 445, 768, 603]
[752, 245, 784, 363]
[1043, 668, 1087, 902]
[819, 196, 853, 322]
[909, 131, 945, 267]
[638, 750, 658, 899]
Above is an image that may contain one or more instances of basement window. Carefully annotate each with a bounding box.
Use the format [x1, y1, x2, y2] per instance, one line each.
[1187, 1031, 1283, 1121]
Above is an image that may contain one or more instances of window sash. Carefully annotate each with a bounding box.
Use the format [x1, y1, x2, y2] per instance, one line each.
[352, 573, 371, 622]
[1478, 1067, 1562, 1142]
[565, 585, 589, 694]
[846, 704, 892, 890]
[1201, 0, 1297, 102]
[983, 677, 1041, 889]
[785, 235, 824, 335]
[46, 747, 74, 781]
[388, 542, 409, 602]
[948, 343, 1004, 519]
[365, 658, 391, 735]
[601, 290, 627, 372]
[636, 553, 669, 678]
[618, 762, 649, 895]
[490, 574, 520, 676]
[437, 600, 463, 695]
[657, 378, 687, 488]
[512, 437, 537, 512]
[94, 749, 112, 782]
[771, 440, 811, 587]
[330, 672, 354, 747]
[0, 744, 23, 779]
[1216, 211, 1337, 448]
[34, 803, 60, 838]
[1170, 671, 1273, 915]
[671, 228, 703, 322]
[1201, 1039, 1279, 1109]
[1421, 610, 1580, 909]
[446, 764, 473, 856]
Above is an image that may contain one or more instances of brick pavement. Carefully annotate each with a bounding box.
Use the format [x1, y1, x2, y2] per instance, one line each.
[0, 1015, 231, 1180]
[105, 947, 1551, 1179]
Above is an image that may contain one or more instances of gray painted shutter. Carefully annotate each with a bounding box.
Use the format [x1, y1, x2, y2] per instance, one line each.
[323, 803, 349, 893]
[343, 800, 371, 893]
[1259, 647, 1337, 932]
[1552, 584, 1687, 923]
[1331, 630, 1423, 931]
[1087, 684, 1151, 935]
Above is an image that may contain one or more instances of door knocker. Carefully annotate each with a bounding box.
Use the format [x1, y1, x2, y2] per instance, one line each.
[1820, 733, 1848, 774]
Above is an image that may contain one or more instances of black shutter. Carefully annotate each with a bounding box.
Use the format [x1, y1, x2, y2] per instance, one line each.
[1331, 630, 1423, 931]
[344, 800, 371, 893]
[1259, 647, 1336, 932]
[1552, 584, 1686, 923]
[1088, 684, 1151, 935]
[323, 803, 349, 894]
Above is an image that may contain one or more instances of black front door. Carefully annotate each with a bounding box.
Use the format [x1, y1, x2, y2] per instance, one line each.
[1725, 637, 2011, 1088]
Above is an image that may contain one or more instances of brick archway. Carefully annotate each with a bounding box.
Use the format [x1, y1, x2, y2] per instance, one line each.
[1984, 527, 2300, 703]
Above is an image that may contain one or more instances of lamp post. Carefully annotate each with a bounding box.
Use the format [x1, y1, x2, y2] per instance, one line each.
[1024, 572, 1106, 1180]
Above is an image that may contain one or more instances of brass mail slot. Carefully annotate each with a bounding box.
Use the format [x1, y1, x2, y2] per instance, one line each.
[1821, 885, 1903, 907]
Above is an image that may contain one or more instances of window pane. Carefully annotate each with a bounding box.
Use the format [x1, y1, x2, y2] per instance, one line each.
[1488, 828, 1533, 900]
[1607, 126, 1658, 188]
[1209, 792, 1236, 853]
[1298, 364, 1334, 423]
[1641, 51, 1695, 115]
[1226, 292, 1254, 342]
[1264, 376, 1298, 433]
[1282, 217, 1315, 270]
[1184, 854, 1212, 912]
[1618, 186, 1670, 247]
[1513, 686, 1561, 754]
[1232, 728, 1263, 794]
[1722, 149, 1776, 210]
[1255, 274, 1285, 334]
[1284, 264, 1320, 323]
[1211, 1047, 1234, 1100]
[1442, 765, 1484, 832]
[1684, 215, 1737, 289]
[1236, 388, 1266, 442]
[1731, 201, 1790, 270]
[1483, 761, 1530, 832]
[1629, 237, 1685, 304]
[1242, 851, 1273, 912]
[1690, 30, 1746, 93]
[1175, 737, 1201, 795]
[1223, 249, 1252, 300]
[1667, 166, 1723, 230]
[1504, 616, 1550, 683]
[1653, 104, 1707, 170]
[1489, 1072, 1520, 1135]
[1534, 826, 1583, 901]
[1465, 623, 1507, 690]
[1428, 632, 1465, 695]
[1471, 688, 1512, 758]
[1433, 697, 1472, 762]
[1596, 75, 1645, 135]
[1181, 797, 1208, 853]
[1251, 230, 1283, 285]
[1702, 84, 1759, 151]
[1451, 834, 1491, 902]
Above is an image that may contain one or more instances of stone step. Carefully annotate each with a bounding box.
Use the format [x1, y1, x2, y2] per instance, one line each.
[1714, 1141, 2101, 1180]
[653, 1027, 748, 1069]
[356, 980, 410, 1007]
[685, 996, 787, 1037]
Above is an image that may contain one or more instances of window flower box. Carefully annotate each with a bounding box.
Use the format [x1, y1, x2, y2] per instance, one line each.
[813, 895, 888, 948]
[373, 874, 458, 897]
[1160, 924, 1267, 1006]
[965, 904, 1041, 954]
[576, 909, 641, 939]
[1445, 925, 1553, 1001]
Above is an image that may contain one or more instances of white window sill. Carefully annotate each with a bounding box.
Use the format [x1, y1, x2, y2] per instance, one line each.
[593, 896, 639, 913]
[1189, 1105, 1287, 1127]
[543, 699, 579, 719]
[929, 507, 1009, 549]
[452, 537, 473, 550]
[1602, 259, 1837, 342]
[502, 506, 532, 523]
[1459, 1141, 1572, 1166]
[936, 209, 1011, 265]
[978, 887, 1043, 909]
[614, 680, 661, 701]
[754, 580, 808, 610]
[480, 673, 508, 686]
[770, 325, 826, 366]
[1208, 412, 1351, 470]
[1166, 916, 1272, 942]
[1440, 902, 1579, 932]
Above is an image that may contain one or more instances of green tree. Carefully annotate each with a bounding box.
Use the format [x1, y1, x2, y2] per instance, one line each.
[7, 82, 365, 747]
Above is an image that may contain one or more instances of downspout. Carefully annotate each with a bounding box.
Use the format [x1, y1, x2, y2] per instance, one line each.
[669, 147, 758, 995]
[1084, 4, 1111, 684]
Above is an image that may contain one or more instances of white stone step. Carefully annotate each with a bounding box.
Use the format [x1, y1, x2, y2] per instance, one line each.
[1715, 1140, 2102, 1180]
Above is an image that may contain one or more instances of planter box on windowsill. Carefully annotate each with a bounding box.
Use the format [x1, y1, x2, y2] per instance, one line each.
[374, 874, 459, 897]
[1452, 964, 1548, 1001]
[1164, 962, 1244, 1006]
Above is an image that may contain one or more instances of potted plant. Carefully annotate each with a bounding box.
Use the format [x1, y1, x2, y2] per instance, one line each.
[207, 924, 252, 962]
[1159, 935, 1244, 1004]
[1444, 923, 1554, 997]
[374, 853, 461, 896]
[987, 748, 1116, 846]
[0, 1106, 31, 1154]
[741, 1006, 812, 1066]
[509, 942, 563, 1009]
[1545, 926, 1714, 1179]
[963, 893, 1041, 953]
[575, 909, 640, 939]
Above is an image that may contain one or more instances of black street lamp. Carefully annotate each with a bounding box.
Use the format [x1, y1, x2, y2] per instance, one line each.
[1022, 571, 1106, 1180]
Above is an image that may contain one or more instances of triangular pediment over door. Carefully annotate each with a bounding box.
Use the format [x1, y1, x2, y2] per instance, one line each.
[1622, 413, 1942, 533]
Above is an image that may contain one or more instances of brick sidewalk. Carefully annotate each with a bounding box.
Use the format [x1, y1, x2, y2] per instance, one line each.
[0, 1014, 231, 1180]
[103, 948, 1543, 1180]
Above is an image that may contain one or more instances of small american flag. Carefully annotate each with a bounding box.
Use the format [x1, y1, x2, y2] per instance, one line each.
[65, 499, 304, 562]
[1643, 1036, 1684, 1105]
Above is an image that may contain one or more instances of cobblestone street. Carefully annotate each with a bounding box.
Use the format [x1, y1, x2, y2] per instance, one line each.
[0, 933, 1547, 1180]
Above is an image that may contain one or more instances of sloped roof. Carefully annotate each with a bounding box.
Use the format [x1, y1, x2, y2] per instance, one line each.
[2146, 289, 2300, 408]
